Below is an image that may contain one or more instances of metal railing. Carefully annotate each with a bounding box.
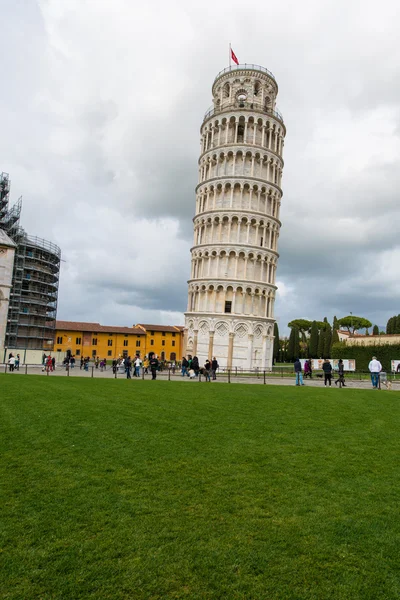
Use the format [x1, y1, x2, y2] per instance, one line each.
[203, 101, 284, 124]
[213, 64, 276, 83]
[1, 364, 398, 390]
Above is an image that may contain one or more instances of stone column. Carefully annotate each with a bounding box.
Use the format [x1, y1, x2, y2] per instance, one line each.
[247, 334, 254, 369]
[227, 332, 235, 369]
[193, 330, 198, 355]
[208, 331, 214, 359]
[183, 328, 189, 356]
[261, 335, 268, 368]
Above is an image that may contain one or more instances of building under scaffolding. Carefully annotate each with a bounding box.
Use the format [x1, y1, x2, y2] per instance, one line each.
[0, 172, 61, 350]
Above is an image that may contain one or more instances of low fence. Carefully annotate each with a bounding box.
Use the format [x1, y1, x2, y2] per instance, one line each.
[1, 363, 399, 388]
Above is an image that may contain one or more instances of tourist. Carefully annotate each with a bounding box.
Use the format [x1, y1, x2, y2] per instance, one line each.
[15, 354, 20, 370]
[149, 354, 159, 380]
[171, 362, 176, 375]
[125, 356, 132, 379]
[95, 357, 99, 369]
[46, 355, 53, 372]
[304, 359, 312, 379]
[80, 357, 84, 370]
[181, 357, 189, 377]
[322, 358, 332, 387]
[8, 354, 15, 372]
[203, 359, 211, 382]
[134, 356, 142, 377]
[334, 359, 346, 387]
[143, 357, 149, 374]
[70, 356, 75, 368]
[192, 356, 200, 376]
[52, 356, 56, 371]
[211, 356, 219, 380]
[294, 358, 304, 386]
[368, 356, 382, 389]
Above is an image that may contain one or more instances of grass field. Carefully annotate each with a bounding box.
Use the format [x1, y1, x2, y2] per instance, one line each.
[1, 376, 400, 599]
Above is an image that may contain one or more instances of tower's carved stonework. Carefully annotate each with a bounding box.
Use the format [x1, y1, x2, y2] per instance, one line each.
[184, 64, 285, 369]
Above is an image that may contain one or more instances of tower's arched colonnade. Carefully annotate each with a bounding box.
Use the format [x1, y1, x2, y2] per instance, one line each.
[184, 64, 286, 369]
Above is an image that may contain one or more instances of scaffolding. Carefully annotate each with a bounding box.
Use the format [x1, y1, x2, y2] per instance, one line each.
[0, 172, 61, 350]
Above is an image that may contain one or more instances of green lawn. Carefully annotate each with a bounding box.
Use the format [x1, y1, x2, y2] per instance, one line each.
[1, 376, 400, 600]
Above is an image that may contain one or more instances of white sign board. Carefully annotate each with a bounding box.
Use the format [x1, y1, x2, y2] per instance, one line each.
[391, 360, 400, 373]
[300, 359, 356, 372]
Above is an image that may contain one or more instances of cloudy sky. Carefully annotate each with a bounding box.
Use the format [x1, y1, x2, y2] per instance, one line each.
[1, 0, 400, 333]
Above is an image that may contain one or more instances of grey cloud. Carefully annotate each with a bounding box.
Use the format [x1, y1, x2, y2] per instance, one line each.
[1, 0, 400, 331]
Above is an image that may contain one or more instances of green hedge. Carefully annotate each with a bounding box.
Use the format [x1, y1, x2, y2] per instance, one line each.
[331, 342, 400, 371]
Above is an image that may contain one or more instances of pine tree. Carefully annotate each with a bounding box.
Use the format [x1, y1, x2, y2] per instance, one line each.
[309, 321, 319, 358]
[373, 324, 379, 335]
[333, 315, 339, 330]
[273, 322, 280, 364]
[324, 323, 332, 357]
[317, 327, 326, 358]
[287, 327, 300, 362]
[387, 317, 394, 334]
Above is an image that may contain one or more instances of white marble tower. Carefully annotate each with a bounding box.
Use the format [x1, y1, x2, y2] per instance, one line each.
[184, 63, 285, 369]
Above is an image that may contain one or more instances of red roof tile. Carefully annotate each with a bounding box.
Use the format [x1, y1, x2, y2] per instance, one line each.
[56, 321, 145, 335]
[136, 324, 184, 333]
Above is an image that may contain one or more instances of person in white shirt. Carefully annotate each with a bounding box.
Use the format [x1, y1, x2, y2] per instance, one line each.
[368, 356, 382, 389]
[8, 355, 15, 372]
[134, 357, 142, 377]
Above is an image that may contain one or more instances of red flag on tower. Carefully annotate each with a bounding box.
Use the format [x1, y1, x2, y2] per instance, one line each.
[231, 48, 239, 65]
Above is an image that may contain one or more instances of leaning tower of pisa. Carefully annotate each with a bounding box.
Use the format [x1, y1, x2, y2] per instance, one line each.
[184, 63, 285, 370]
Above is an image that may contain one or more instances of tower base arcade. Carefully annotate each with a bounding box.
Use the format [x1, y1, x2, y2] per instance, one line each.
[184, 314, 274, 370]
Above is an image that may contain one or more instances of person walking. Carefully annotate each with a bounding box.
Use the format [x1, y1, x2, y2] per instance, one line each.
[368, 356, 382, 389]
[52, 356, 56, 371]
[191, 356, 200, 376]
[335, 359, 346, 387]
[294, 358, 304, 386]
[15, 354, 20, 371]
[304, 359, 312, 379]
[125, 356, 132, 379]
[211, 357, 219, 380]
[322, 358, 332, 386]
[203, 359, 211, 382]
[181, 357, 189, 377]
[149, 354, 159, 380]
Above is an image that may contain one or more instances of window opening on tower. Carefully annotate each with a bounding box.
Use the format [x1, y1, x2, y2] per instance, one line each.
[224, 301, 232, 314]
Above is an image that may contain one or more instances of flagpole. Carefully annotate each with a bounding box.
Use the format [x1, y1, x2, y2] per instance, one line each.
[229, 42, 231, 68]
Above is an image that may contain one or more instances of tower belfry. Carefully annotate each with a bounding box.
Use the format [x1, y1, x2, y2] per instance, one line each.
[184, 63, 286, 369]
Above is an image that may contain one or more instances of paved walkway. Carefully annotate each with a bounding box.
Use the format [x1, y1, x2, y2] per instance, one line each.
[2, 364, 399, 391]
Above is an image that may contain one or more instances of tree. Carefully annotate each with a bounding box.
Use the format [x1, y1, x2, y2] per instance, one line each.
[373, 325, 379, 335]
[324, 323, 332, 357]
[273, 322, 280, 364]
[317, 327, 326, 358]
[287, 327, 300, 362]
[309, 321, 319, 358]
[287, 319, 312, 343]
[279, 337, 288, 362]
[386, 317, 394, 334]
[331, 328, 339, 346]
[337, 315, 372, 334]
[333, 315, 339, 331]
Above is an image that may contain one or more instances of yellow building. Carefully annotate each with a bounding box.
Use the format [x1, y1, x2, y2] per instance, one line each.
[135, 324, 184, 362]
[54, 321, 184, 362]
[54, 321, 146, 360]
